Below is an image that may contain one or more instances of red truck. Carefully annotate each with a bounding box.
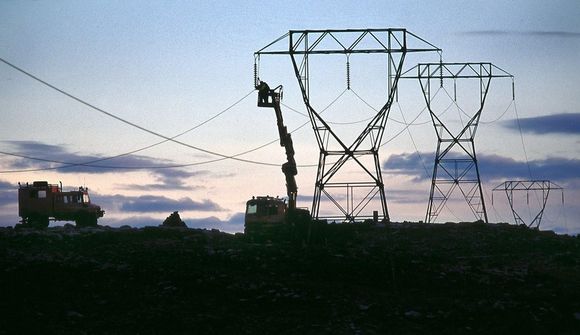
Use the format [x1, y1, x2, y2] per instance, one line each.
[18, 181, 105, 228]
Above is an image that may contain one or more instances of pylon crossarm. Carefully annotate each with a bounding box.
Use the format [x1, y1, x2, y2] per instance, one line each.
[256, 29, 441, 56]
[402, 62, 513, 80]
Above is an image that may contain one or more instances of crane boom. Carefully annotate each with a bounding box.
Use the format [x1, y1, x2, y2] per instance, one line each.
[244, 82, 314, 238]
[257, 84, 297, 211]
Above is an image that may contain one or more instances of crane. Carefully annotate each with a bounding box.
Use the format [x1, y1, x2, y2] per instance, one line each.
[244, 83, 310, 237]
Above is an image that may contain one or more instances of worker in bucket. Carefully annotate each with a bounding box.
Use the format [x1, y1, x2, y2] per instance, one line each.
[256, 80, 270, 105]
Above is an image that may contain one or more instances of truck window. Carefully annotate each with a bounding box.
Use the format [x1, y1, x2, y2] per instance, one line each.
[247, 203, 257, 214]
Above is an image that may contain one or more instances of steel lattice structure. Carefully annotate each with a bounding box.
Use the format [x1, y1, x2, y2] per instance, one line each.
[403, 63, 513, 223]
[493, 180, 564, 229]
[255, 29, 440, 222]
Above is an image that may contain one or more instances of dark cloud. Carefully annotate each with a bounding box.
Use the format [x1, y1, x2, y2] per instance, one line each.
[383, 152, 580, 183]
[119, 169, 209, 191]
[462, 30, 580, 38]
[502, 113, 580, 135]
[96, 194, 224, 213]
[120, 183, 205, 192]
[2, 140, 194, 171]
[0, 180, 16, 207]
[296, 194, 313, 204]
[1, 140, 206, 190]
[382, 152, 432, 181]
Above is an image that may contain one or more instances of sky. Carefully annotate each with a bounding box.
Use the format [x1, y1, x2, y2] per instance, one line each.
[1, 0, 579, 234]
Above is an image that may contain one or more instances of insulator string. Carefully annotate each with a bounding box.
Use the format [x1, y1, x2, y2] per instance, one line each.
[346, 54, 351, 90]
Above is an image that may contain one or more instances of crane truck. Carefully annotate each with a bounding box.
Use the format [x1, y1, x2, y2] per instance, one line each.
[244, 84, 311, 238]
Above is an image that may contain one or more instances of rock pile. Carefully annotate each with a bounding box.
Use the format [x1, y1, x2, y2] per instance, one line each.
[161, 211, 187, 228]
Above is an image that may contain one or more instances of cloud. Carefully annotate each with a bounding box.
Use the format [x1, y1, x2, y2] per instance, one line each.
[95, 194, 224, 213]
[186, 213, 245, 233]
[387, 188, 429, 204]
[382, 152, 431, 181]
[119, 169, 210, 191]
[502, 113, 580, 135]
[383, 152, 580, 183]
[0, 140, 207, 190]
[461, 30, 580, 38]
[0, 180, 15, 207]
[2, 140, 192, 171]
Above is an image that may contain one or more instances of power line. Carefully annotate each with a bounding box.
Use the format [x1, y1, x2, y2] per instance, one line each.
[394, 102, 430, 178]
[513, 101, 534, 180]
[0, 88, 280, 172]
[0, 57, 283, 167]
[393, 99, 465, 222]
[480, 99, 514, 124]
[0, 60, 347, 172]
[0, 89, 349, 172]
[379, 89, 456, 148]
[351, 89, 433, 126]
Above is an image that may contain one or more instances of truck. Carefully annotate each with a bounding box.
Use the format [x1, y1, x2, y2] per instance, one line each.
[244, 83, 311, 238]
[18, 181, 105, 228]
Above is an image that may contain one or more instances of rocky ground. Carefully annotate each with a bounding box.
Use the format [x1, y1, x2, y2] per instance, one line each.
[1, 222, 579, 334]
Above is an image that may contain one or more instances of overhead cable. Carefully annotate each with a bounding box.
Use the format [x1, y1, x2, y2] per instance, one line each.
[0, 60, 347, 171]
[0, 57, 281, 167]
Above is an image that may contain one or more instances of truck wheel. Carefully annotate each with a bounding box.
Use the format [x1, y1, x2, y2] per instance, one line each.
[28, 215, 49, 228]
[76, 214, 98, 228]
[38, 216, 49, 228]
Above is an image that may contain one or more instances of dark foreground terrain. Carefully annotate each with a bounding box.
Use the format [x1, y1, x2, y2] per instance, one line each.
[1, 222, 579, 334]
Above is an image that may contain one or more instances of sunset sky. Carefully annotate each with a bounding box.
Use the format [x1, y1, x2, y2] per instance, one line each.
[1, 1, 579, 234]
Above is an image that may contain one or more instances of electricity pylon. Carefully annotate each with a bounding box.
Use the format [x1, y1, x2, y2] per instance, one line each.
[403, 62, 513, 223]
[493, 180, 564, 229]
[255, 29, 440, 222]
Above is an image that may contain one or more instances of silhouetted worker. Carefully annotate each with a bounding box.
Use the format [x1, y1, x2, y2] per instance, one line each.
[256, 80, 270, 105]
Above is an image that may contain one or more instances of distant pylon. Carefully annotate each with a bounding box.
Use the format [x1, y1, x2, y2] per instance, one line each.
[492, 180, 564, 229]
[403, 62, 513, 223]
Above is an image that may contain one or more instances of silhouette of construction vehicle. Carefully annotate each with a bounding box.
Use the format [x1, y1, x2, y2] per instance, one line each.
[245, 85, 311, 238]
[18, 181, 105, 228]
